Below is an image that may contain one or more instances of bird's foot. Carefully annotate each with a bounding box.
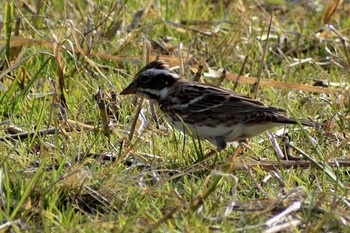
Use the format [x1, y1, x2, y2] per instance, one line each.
[226, 139, 249, 164]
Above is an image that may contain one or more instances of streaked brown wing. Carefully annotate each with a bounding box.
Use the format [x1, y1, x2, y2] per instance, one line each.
[172, 82, 285, 114]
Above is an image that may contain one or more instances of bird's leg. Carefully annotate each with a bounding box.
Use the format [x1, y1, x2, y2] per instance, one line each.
[194, 136, 226, 163]
[214, 136, 227, 151]
[226, 139, 248, 163]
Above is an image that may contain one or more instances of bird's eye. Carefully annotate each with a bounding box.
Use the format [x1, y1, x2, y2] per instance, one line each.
[138, 74, 149, 84]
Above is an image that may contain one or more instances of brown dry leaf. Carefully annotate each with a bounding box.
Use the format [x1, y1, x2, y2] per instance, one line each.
[3, 37, 347, 95]
[225, 73, 346, 94]
[94, 89, 111, 138]
[0, 36, 184, 66]
[65, 119, 95, 131]
[23, 197, 32, 210]
[17, 0, 37, 14]
[8, 44, 23, 64]
[127, 0, 154, 31]
[229, 157, 350, 171]
[323, 0, 342, 24]
[53, 40, 67, 109]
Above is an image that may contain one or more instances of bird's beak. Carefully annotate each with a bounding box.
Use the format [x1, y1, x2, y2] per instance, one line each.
[120, 83, 137, 95]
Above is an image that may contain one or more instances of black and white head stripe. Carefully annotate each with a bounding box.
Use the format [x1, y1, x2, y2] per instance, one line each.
[135, 60, 170, 76]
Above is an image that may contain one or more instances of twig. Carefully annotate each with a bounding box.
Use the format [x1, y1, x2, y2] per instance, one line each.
[94, 88, 111, 139]
[253, 14, 272, 98]
[0, 120, 94, 142]
[327, 24, 350, 67]
[233, 54, 248, 90]
[127, 37, 151, 142]
[229, 158, 350, 171]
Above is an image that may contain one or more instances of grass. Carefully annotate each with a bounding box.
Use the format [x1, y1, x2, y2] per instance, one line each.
[0, 0, 350, 232]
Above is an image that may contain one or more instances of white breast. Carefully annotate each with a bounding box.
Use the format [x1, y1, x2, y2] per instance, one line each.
[168, 117, 245, 142]
[167, 117, 281, 145]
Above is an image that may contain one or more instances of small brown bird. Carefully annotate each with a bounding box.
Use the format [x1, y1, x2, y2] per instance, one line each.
[121, 60, 316, 151]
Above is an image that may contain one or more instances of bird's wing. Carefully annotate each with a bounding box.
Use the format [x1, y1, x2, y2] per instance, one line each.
[172, 83, 285, 114]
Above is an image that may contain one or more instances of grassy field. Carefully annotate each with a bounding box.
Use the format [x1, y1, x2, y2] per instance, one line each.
[0, 0, 349, 232]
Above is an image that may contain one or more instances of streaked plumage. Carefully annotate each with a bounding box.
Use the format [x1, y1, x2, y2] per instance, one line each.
[121, 60, 316, 150]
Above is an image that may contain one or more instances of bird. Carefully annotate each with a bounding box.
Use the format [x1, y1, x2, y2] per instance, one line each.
[120, 60, 316, 151]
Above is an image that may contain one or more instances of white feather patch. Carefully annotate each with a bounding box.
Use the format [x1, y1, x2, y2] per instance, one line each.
[159, 87, 169, 98]
[143, 68, 179, 79]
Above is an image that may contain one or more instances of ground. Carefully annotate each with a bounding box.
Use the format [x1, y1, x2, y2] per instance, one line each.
[0, 0, 349, 232]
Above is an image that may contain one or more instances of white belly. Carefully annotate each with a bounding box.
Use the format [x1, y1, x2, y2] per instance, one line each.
[169, 117, 280, 143]
[170, 119, 244, 141]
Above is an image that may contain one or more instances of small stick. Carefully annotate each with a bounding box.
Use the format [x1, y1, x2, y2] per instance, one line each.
[128, 100, 144, 142]
[127, 37, 151, 142]
[233, 54, 249, 90]
[327, 24, 350, 67]
[253, 14, 272, 98]
[94, 88, 111, 139]
[193, 63, 203, 82]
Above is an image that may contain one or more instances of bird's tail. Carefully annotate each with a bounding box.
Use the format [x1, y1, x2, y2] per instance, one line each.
[276, 116, 319, 128]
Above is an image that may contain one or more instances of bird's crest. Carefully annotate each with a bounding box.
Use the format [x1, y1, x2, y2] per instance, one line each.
[141, 60, 169, 71]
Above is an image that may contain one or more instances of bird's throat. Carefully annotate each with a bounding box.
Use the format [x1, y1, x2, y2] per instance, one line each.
[140, 87, 170, 101]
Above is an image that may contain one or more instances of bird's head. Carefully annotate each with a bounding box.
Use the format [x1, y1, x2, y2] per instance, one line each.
[120, 60, 180, 101]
